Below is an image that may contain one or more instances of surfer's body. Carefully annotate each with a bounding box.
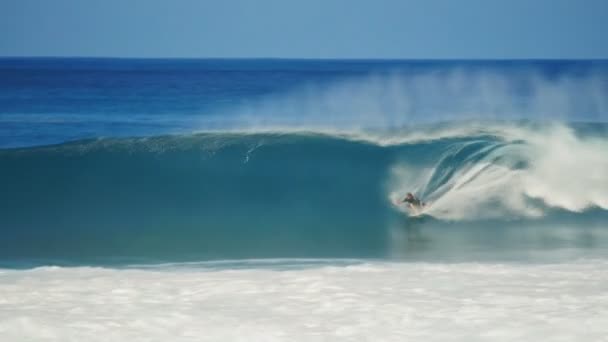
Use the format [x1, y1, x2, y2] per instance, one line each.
[402, 193, 425, 211]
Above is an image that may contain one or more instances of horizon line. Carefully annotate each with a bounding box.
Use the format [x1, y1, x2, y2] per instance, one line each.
[1, 56, 608, 62]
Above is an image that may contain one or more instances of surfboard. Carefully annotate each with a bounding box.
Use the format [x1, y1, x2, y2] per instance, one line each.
[392, 198, 428, 218]
[406, 204, 427, 218]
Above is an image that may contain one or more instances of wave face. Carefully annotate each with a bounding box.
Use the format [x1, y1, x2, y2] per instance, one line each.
[1, 59, 608, 266]
[1, 122, 607, 266]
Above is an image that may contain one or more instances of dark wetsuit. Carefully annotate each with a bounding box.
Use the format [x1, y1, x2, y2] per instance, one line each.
[403, 196, 422, 207]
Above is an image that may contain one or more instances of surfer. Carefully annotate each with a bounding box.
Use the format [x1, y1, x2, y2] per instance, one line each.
[402, 192, 425, 210]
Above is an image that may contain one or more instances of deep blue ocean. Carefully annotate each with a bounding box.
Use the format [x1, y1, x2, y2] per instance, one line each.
[1, 58, 607, 267]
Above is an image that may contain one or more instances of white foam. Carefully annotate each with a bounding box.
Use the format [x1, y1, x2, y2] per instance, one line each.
[1, 260, 607, 341]
[389, 123, 608, 220]
[522, 125, 608, 211]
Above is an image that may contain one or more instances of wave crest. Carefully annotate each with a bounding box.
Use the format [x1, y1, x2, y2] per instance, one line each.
[388, 123, 608, 220]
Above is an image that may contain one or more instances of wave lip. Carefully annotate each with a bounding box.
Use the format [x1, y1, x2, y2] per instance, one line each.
[387, 121, 608, 220]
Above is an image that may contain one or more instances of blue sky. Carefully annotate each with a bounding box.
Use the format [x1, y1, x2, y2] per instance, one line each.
[1, 0, 607, 58]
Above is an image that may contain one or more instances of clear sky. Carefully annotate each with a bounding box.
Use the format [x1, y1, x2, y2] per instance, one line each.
[1, 0, 607, 59]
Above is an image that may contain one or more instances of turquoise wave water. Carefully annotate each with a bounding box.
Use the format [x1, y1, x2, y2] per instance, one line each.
[1, 122, 607, 266]
[2, 59, 607, 266]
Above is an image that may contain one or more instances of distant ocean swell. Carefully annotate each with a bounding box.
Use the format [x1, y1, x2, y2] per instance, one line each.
[1, 121, 607, 265]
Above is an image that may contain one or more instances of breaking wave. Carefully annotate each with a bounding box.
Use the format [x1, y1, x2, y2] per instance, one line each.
[1, 121, 607, 265]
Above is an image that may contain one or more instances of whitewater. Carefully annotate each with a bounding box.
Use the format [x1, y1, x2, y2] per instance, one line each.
[1, 260, 608, 341]
[1, 58, 607, 341]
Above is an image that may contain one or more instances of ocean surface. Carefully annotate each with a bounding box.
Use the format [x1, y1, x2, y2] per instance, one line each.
[1, 58, 607, 341]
